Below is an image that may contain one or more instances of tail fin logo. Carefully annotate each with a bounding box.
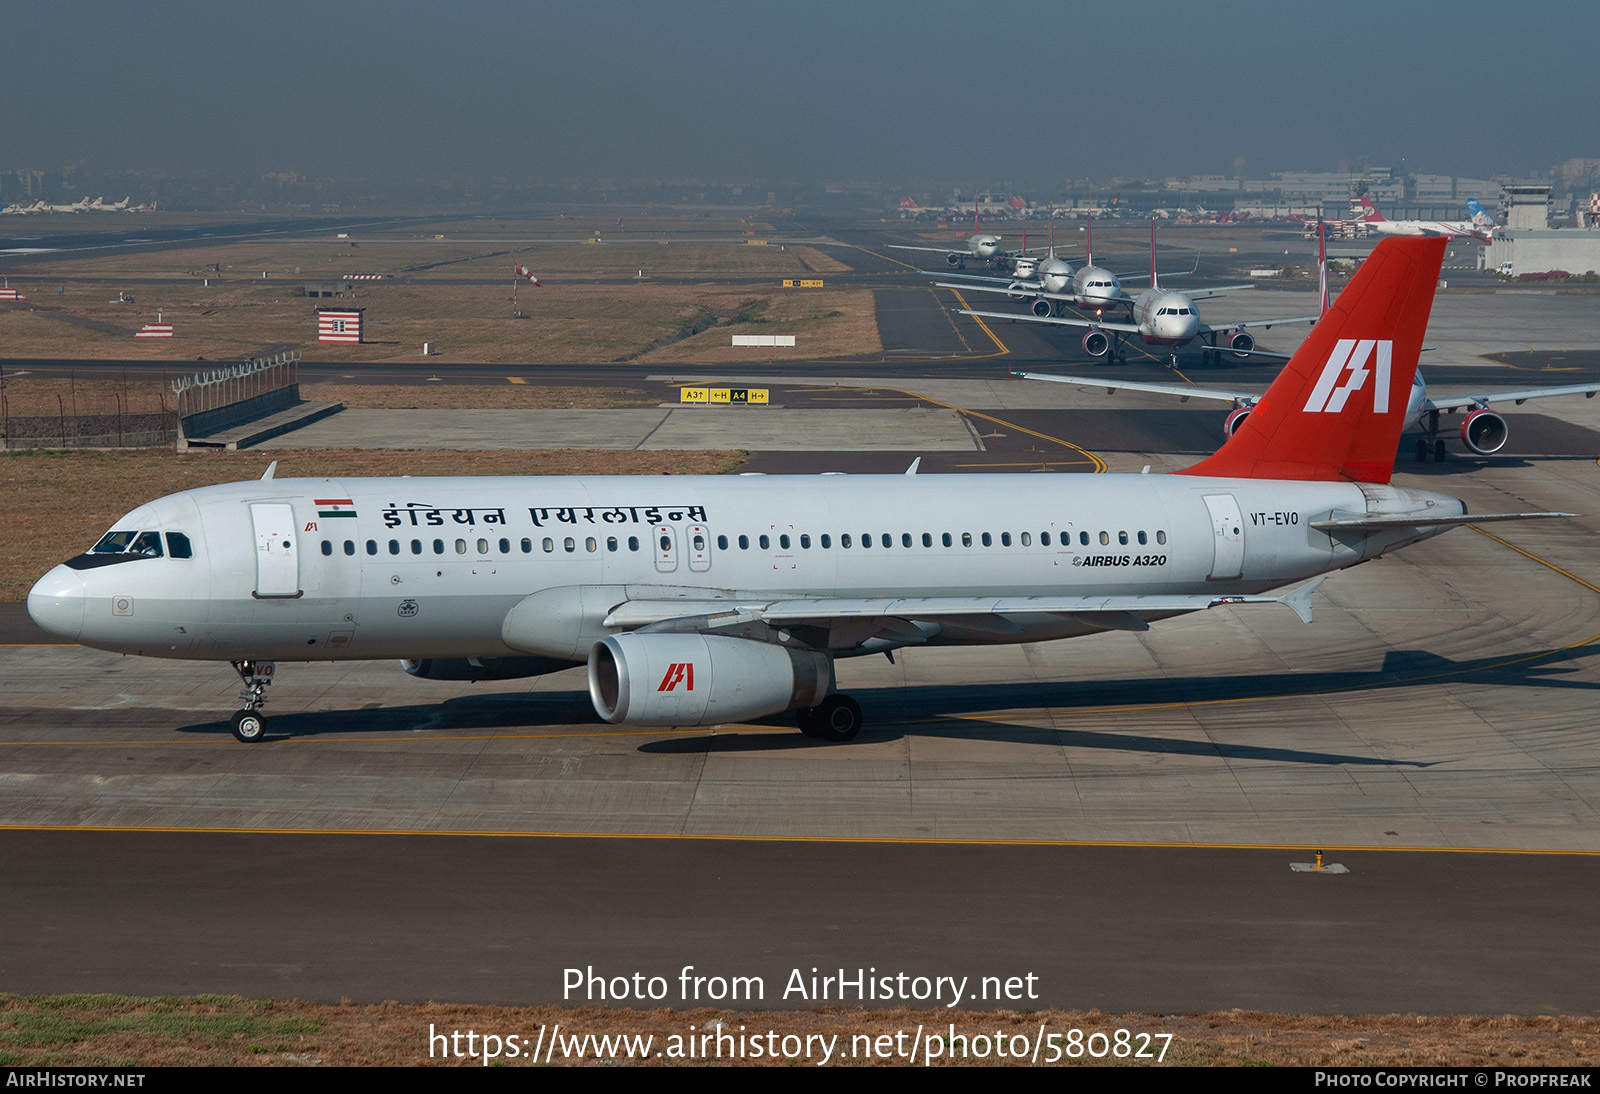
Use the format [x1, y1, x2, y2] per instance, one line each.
[657, 662, 695, 692]
[1303, 339, 1392, 414]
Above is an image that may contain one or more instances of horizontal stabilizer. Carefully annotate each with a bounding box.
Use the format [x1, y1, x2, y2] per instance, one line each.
[1310, 512, 1574, 533]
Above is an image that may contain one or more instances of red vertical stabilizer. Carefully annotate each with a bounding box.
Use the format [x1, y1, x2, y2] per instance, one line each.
[1175, 237, 1446, 484]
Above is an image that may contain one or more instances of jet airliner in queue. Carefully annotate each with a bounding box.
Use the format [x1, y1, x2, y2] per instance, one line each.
[28, 239, 1569, 743]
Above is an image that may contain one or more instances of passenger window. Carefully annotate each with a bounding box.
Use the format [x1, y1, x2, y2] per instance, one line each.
[608, 537, 619, 552]
[922, 533, 933, 547]
[1001, 532, 1011, 546]
[717, 535, 728, 550]
[521, 538, 533, 553]
[566, 538, 577, 553]
[389, 540, 400, 555]
[760, 534, 770, 549]
[902, 533, 912, 548]
[981, 532, 992, 547]
[1137, 531, 1147, 545]
[1080, 531, 1089, 546]
[499, 538, 510, 553]
[658, 535, 670, 552]
[321, 541, 333, 556]
[433, 539, 445, 554]
[942, 533, 952, 547]
[411, 539, 423, 555]
[1156, 530, 1167, 545]
[820, 534, 831, 549]
[166, 532, 194, 559]
[861, 534, 870, 549]
[344, 540, 355, 556]
[367, 540, 378, 555]
[800, 534, 811, 549]
[841, 534, 852, 548]
[480, 538, 492, 554]
[459, 539, 470, 555]
[543, 538, 555, 553]
[739, 535, 749, 550]
[1041, 532, 1051, 546]
[961, 532, 972, 547]
[779, 534, 790, 550]
[881, 534, 891, 548]
[1118, 531, 1129, 546]
[1099, 532, 1109, 545]
[1020, 532, 1031, 546]
[586, 538, 597, 552]
[628, 536, 640, 552]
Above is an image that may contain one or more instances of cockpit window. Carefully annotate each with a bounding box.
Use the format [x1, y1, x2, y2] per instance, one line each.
[92, 531, 138, 554]
[130, 531, 163, 557]
[165, 532, 193, 559]
[71, 529, 170, 570]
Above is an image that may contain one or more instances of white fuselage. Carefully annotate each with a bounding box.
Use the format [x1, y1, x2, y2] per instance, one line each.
[1071, 265, 1126, 312]
[1130, 288, 1202, 345]
[28, 473, 1459, 664]
[967, 233, 1002, 259]
[1368, 219, 1485, 240]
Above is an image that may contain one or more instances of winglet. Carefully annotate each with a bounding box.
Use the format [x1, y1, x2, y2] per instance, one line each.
[1277, 575, 1326, 624]
[905, 457, 921, 476]
[260, 460, 277, 481]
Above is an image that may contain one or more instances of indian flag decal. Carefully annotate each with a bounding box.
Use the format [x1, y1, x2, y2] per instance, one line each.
[315, 498, 358, 518]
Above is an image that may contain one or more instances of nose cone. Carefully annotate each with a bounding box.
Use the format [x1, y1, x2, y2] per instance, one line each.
[28, 565, 85, 642]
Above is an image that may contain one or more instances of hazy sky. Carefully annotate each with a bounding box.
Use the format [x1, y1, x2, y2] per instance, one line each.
[2, 0, 1591, 187]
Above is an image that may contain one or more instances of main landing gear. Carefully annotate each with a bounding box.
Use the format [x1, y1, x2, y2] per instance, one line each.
[230, 659, 275, 742]
[795, 694, 864, 742]
[1414, 410, 1447, 463]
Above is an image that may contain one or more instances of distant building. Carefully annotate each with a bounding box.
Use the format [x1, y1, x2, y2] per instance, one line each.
[1500, 184, 1553, 231]
[316, 307, 363, 344]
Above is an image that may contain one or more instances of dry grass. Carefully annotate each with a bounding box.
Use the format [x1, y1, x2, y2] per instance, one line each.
[1, 447, 744, 599]
[2, 995, 1596, 1067]
[1, 281, 880, 365]
[641, 289, 880, 362]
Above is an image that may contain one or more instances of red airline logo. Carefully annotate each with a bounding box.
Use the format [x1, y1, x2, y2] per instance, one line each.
[657, 663, 695, 692]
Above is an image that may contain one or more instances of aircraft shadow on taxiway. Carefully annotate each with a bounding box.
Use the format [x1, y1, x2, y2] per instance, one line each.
[173, 641, 1599, 752]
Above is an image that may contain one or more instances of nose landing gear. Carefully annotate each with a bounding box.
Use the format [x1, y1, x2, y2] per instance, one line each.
[230, 659, 275, 742]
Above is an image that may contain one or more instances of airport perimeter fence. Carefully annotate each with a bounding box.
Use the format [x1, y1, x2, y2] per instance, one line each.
[172, 352, 300, 438]
[0, 352, 300, 449]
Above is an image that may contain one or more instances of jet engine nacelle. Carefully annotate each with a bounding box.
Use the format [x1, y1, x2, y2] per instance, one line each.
[1459, 408, 1508, 454]
[1006, 281, 1030, 301]
[1031, 297, 1054, 318]
[1082, 329, 1110, 357]
[1223, 406, 1252, 438]
[401, 655, 576, 682]
[1228, 331, 1255, 357]
[945, 252, 964, 267]
[588, 632, 831, 726]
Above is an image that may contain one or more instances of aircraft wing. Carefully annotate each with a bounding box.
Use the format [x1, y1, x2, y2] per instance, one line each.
[1015, 372, 1258, 407]
[1180, 284, 1259, 300]
[604, 578, 1328, 633]
[888, 244, 967, 255]
[1196, 313, 1321, 335]
[958, 308, 1142, 335]
[1422, 383, 1600, 413]
[926, 272, 1040, 288]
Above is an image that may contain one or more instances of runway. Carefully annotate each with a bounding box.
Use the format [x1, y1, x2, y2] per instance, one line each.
[5, 220, 1600, 1015]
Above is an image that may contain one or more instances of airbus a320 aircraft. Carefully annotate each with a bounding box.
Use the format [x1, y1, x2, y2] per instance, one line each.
[28, 239, 1568, 744]
[888, 206, 1044, 270]
[1360, 196, 1493, 241]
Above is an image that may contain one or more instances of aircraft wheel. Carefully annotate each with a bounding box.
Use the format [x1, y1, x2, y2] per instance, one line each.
[1434, 439, 1448, 462]
[810, 695, 863, 743]
[231, 709, 266, 743]
[1415, 439, 1429, 463]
